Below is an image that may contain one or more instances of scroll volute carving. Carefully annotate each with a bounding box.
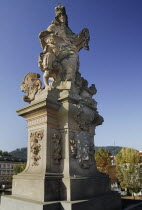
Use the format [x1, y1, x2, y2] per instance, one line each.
[21, 73, 42, 102]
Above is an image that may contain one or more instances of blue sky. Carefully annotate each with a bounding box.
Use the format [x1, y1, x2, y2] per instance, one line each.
[0, 0, 142, 151]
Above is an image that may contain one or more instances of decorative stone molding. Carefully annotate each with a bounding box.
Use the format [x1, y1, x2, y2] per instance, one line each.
[21, 73, 42, 102]
[52, 133, 62, 164]
[30, 130, 44, 166]
[28, 116, 47, 127]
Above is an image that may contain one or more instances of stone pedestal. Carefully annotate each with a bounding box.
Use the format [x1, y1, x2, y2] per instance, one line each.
[0, 82, 121, 210]
[11, 92, 62, 202]
[10, 83, 110, 201]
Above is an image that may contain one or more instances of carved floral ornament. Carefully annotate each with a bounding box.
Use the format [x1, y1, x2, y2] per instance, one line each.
[52, 133, 62, 164]
[30, 130, 44, 166]
[70, 131, 94, 169]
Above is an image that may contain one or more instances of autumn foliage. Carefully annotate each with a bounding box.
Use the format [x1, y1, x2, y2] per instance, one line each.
[95, 148, 112, 174]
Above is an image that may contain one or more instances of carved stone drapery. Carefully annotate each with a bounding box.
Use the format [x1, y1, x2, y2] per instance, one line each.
[52, 133, 62, 164]
[30, 130, 44, 166]
[21, 73, 42, 102]
[74, 105, 95, 131]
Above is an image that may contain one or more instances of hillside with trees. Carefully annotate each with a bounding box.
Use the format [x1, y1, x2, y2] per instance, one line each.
[0, 150, 11, 156]
[6, 146, 122, 161]
[0, 146, 123, 160]
[9, 147, 27, 160]
[95, 146, 122, 156]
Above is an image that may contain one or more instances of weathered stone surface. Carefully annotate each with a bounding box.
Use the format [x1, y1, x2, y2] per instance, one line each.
[21, 73, 42, 102]
[0, 192, 121, 210]
[0, 4, 121, 210]
[0, 196, 60, 210]
[10, 80, 108, 203]
[60, 191, 121, 210]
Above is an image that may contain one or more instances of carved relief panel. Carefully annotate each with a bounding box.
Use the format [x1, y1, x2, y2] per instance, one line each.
[30, 130, 44, 166]
[70, 131, 94, 169]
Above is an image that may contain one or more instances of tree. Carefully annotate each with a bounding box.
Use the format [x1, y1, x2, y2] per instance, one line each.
[116, 148, 142, 196]
[2, 151, 10, 156]
[13, 163, 26, 175]
[0, 151, 11, 156]
[95, 148, 112, 174]
[95, 146, 122, 156]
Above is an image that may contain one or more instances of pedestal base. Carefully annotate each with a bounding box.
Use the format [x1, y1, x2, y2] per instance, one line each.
[12, 174, 62, 202]
[0, 192, 121, 210]
[0, 196, 60, 210]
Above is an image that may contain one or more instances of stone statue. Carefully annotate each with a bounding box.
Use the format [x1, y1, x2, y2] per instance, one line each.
[38, 5, 90, 87]
[1, 5, 121, 210]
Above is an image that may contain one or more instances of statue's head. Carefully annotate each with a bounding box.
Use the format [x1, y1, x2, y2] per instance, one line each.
[55, 6, 68, 25]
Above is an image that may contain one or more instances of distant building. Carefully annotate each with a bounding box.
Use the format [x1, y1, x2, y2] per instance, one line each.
[0, 156, 25, 189]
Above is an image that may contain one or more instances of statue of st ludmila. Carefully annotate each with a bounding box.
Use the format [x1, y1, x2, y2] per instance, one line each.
[21, 5, 98, 104]
[38, 5, 90, 87]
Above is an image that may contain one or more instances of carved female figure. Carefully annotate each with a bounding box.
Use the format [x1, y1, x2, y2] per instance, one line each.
[38, 5, 90, 87]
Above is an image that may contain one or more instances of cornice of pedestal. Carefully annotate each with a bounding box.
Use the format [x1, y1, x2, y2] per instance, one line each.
[16, 98, 60, 117]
